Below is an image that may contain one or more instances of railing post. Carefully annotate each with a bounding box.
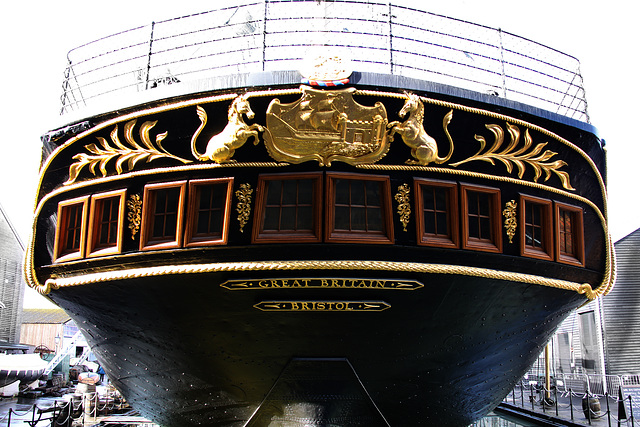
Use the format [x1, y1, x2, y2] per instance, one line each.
[606, 392, 611, 427]
[498, 28, 507, 98]
[570, 388, 574, 420]
[262, 0, 268, 72]
[630, 395, 635, 427]
[388, 1, 393, 75]
[145, 22, 155, 90]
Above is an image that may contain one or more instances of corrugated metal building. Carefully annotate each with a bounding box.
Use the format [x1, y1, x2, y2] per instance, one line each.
[601, 229, 640, 375]
[538, 228, 640, 378]
[0, 203, 25, 344]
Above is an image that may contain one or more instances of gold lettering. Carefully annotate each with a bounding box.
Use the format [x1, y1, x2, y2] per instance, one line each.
[321, 279, 329, 287]
[302, 279, 310, 287]
[291, 302, 299, 310]
[259, 280, 269, 288]
[281, 279, 288, 287]
[331, 279, 339, 287]
[375, 280, 385, 288]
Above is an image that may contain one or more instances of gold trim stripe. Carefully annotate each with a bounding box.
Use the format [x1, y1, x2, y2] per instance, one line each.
[39, 260, 597, 300]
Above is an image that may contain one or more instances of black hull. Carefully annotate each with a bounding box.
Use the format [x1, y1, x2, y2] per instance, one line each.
[49, 268, 584, 426]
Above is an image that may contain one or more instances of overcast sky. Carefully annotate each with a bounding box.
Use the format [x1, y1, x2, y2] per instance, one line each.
[1, 0, 636, 307]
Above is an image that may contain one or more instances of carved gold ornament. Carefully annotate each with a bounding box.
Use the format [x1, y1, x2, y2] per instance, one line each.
[235, 183, 253, 233]
[502, 200, 517, 244]
[388, 94, 454, 166]
[263, 85, 389, 166]
[394, 183, 411, 232]
[65, 120, 191, 185]
[451, 122, 574, 190]
[126, 194, 142, 239]
[191, 95, 264, 163]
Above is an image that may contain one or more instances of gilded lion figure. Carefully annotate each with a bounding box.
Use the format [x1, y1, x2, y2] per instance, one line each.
[388, 93, 453, 166]
[191, 94, 264, 163]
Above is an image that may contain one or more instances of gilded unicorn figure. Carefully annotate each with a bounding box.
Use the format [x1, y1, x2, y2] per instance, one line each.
[388, 93, 453, 166]
[191, 94, 264, 163]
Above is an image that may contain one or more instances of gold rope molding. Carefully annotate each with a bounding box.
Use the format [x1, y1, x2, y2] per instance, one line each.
[40, 259, 597, 300]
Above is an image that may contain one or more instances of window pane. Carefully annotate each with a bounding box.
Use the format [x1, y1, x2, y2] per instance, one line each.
[335, 206, 350, 230]
[266, 180, 282, 205]
[298, 180, 313, 204]
[334, 179, 349, 205]
[365, 181, 381, 206]
[367, 207, 383, 231]
[280, 206, 296, 230]
[281, 180, 298, 205]
[436, 212, 448, 235]
[263, 206, 280, 230]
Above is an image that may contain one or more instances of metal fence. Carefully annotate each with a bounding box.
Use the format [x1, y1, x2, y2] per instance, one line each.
[60, 0, 589, 122]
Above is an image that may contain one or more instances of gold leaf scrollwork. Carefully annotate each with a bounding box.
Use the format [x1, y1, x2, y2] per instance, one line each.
[235, 183, 253, 233]
[65, 119, 191, 185]
[394, 183, 411, 232]
[502, 200, 517, 244]
[450, 122, 574, 190]
[126, 194, 142, 239]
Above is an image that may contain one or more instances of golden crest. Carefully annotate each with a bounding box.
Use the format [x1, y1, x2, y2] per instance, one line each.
[263, 86, 389, 166]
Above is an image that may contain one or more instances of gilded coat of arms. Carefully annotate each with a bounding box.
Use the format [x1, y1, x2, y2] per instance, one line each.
[263, 86, 389, 166]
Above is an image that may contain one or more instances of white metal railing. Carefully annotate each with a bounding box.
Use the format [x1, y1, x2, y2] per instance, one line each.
[59, 0, 589, 122]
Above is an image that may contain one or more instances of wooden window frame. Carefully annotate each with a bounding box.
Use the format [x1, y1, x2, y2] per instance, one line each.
[555, 202, 585, 267]
[519, 194, 554, 261]
[184, 178, 234, 247]
[86, 189, 127, 258]
[460, 184, 502, 253]
[325, 172, 394, 244]
[252, 172, 323, 243]
[140, 181, 187, 251]
[53, 195, 90, 262]
[414, 178, 459, 248]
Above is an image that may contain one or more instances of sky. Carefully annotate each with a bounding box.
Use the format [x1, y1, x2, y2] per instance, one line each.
[1, 0, 637, 308]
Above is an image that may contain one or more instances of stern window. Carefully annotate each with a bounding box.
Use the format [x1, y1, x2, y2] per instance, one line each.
[140, 181, 187, 251]
[326, 173, 393, 244]
[461, 184, 502, 253]
[185, 178, 234, 247]
[54, 196, 90, 262]
[556, 202, 584, 266]
[414, 179, 458, 248]
[519, 195, 553, 261]
[87, 189, 127, 258]
[252, 173, 322, 243]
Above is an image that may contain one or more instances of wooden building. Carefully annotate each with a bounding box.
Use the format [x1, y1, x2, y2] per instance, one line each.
[20, 308, 72, 354]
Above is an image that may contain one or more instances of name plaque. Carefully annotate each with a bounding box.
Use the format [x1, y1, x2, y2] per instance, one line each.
[221, 278, 423, 290]
[254, 301, 390, 312]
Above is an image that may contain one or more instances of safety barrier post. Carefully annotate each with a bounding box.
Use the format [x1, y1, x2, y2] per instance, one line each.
[570, 388, 574, 420]
[605, 392, 611, 427]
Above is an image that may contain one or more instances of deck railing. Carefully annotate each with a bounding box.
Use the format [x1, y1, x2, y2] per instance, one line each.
[60, 0, 589, 122]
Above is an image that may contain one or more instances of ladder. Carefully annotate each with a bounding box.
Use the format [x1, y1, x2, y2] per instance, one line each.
[43, 329, 85, 376]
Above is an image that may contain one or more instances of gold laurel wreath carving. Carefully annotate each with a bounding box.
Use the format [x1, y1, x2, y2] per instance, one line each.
[65, 120, 191, 185]
[450, 122, 574, 190]
[235, 183, 253, 233]
[502, 200, 517, 244]
[394, 183, 411, 232]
